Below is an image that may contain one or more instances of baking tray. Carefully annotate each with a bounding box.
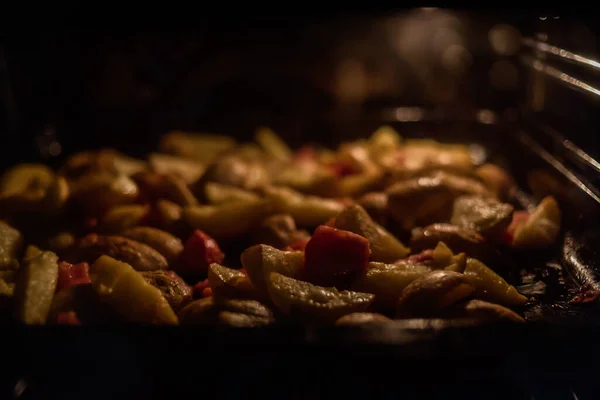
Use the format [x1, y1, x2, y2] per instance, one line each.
[1, 107, 600, 399]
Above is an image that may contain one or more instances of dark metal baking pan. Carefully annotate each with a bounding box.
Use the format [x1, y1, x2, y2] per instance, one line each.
[1, 107, 600, 399]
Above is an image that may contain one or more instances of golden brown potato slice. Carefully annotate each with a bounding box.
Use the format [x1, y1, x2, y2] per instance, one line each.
[204, 182, 260, 205]
[13, 248, 59, 324]
[255, 126, 293, 162]
[386, 171, 491, 230]
[265, 186, 344, 227]
[266, 272, 374, 322]
[148, 153, 205, 184]
[159, 131, 236, 163]
[334, 204, 410, 262]
[0, 221, 23, 270]
[396, 270, 475, 318]
[121, 227, 184, 265]
[241, 244, 304, 294]
[183, 198, 273, 241]
[448, 299, 525, 323]
[208, 263, 259, 300]
[476, 163, 515, 200]
[100, 204, 151, 234]
[463, 258, 527, 306]
[140, 270, 192, 312]
[353, 261, 430, 309]
[178, 297, 274, 326]
[91, 255, 177, 324]
[70, 173, 139, 214]
[512, 196, 561, 249]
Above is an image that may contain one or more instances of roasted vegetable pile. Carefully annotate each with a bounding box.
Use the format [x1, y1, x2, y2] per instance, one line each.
[0, 126, 562, 326]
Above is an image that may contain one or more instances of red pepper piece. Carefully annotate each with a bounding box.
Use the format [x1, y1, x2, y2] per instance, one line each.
[304, 225, 370, 286]
[192, 279, 210, 299]
[56, 261, 91, 293]
[502, 210, 530, 245]
[177, 230, 224, 278]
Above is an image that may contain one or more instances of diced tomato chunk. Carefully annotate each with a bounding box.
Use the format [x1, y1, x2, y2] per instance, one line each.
[503, 210, 530, 245]
[285, 240, 309, 252]
[192, 279, 210, 298]
[56, 311, 82, 325]
[202, 287, 213, 298]
[304, 225, 370, 286]
[176, 230, 224, 277]
[56, 261, 91, 292]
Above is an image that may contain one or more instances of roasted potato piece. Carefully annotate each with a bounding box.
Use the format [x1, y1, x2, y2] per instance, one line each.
[0, 221, 23, 270]
[148, 153, 205, 184]
[410, 224, 494, 264]
[447, 299, 525, 323]
[0, 164, 57, 215]
[464, 258, 527, 306]
[207, 263, 259, 300]
[476, 163, 515, 200]
[335, 312, 392, 325]
[334, 143, 385, 197]
[0, 163, 54, 199]
[396, 270, 475, 318]
[272, 162, 337, 197]
[265, 186, 344, 227]
[155, 199, 183, 230]
[134, 172, 198, 207]
[41, 231, 76, 254]
[395, 140, 473, 173]
[178, 297, 274, 326]
[367, 125, 402, 169]
[91, 256, 177, 324]
[140, 270, 192, 312]
[100, 204, 151, 233]
[66, 234, 168, 271]
[251, 214, 310, 249]
[69, 173, 139, 214]
[121, 227, 184, 264]
[184, 199, 273, 241]
[14, 247, 59, 324]
[195, 155, 269, 193]
[357, 192, 388, 226]
[266, 272, 374, 323]
[512, 196, 561, 248]
[255, 126, 293, 162]
[204, 182, 260, 205]
[451, 195, 513, 239]
[159, 131, 236, 163]
[333, 204, 410, 262]
[241, 244, 305, 294]
[386, 171, 491, 230]
[353, 261, 430, 309]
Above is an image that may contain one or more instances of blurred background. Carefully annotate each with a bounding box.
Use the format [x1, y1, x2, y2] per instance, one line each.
[1, 9, 599, 166]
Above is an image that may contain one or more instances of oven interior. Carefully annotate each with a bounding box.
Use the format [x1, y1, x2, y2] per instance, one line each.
[2, 9, 600, 400]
